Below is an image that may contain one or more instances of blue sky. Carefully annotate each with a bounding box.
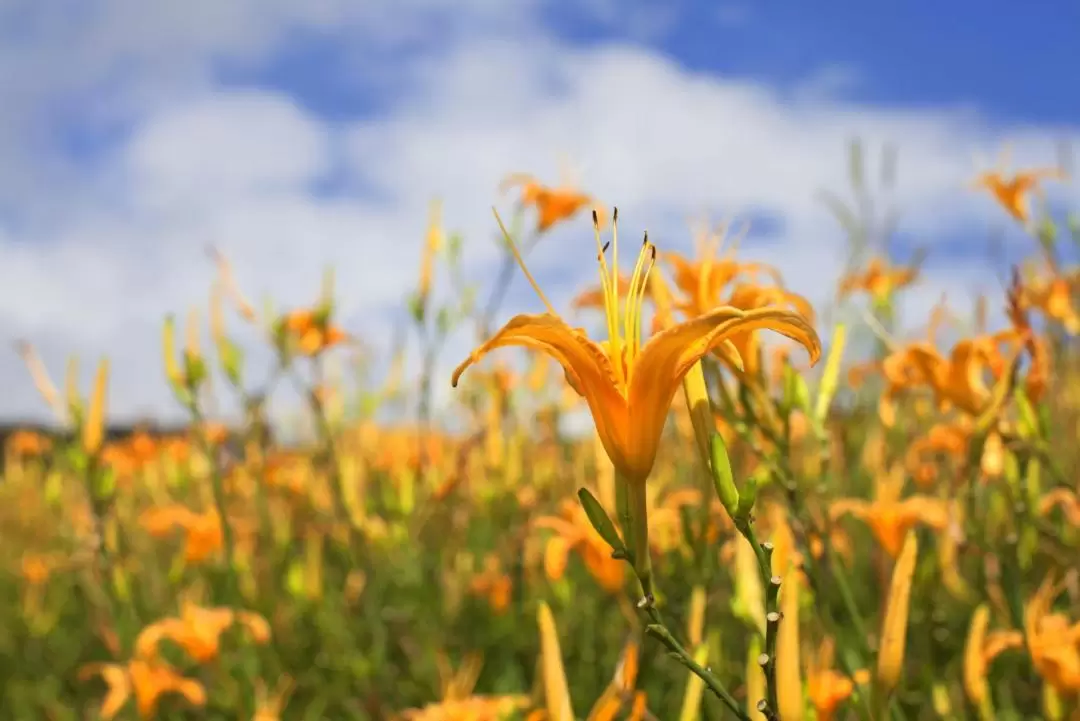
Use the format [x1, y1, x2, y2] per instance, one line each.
[217, 2, 1080, 126]
[548, 2, 1080, 124]
[0, 0, 1076, 424]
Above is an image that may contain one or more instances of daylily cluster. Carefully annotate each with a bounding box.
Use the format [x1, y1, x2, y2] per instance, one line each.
[80, 601, 271, 719]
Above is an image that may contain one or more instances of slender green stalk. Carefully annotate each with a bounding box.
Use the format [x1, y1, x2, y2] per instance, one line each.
[626, 480, 653, 601]
[739, 524, 780, 716]
[615, 472, 749, 721]
[189, 403, 241, 605]
[645, 624, 750, 721]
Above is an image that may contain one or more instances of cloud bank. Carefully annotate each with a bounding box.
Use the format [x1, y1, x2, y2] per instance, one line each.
[0, 0, 1075, 429]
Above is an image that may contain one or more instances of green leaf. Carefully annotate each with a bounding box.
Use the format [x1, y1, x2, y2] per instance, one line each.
[577, 487, 626, 556]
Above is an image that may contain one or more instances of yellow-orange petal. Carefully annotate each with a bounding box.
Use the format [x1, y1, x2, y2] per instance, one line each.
[625, 306, 820, 481]
[79, 663, 132, 720]
[452, 313, 629, 473]
[828, 498, 870, 522]
[544, 536, 572, 582]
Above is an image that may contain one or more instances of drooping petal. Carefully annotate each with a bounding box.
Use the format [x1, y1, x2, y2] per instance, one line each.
[626, 306, 820, 482]
[452, 314, 630, 472]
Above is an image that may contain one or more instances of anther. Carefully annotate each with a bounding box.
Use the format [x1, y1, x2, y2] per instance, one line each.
[592, 209, 599, 227]
[613, 207, 619, 223]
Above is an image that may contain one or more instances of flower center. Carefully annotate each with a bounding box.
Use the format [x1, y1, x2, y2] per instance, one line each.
[592, 208, 655, 393]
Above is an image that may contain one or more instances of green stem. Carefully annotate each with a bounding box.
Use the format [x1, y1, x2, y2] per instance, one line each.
[189, 402, 240, 604]
[645, 624, 750, 721]
[616, 472, 747, 720]
[740, 523, 780, 716]
[292, 363, 353, 531]
[626, 479, 653, 601]
[189, 400, 251, 716]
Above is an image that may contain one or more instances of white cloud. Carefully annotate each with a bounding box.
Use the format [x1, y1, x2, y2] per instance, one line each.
[1, 3, 1077, 428]
[126, 92, 330, 208]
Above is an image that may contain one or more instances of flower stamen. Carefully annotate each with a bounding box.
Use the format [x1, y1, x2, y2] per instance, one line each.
[627, 239, 656, 368]
[594, 209, 624, 387]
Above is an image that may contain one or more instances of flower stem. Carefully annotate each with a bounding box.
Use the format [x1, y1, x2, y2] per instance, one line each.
[617, 473, 748, 721]
[738, 522, 780, 716]
[645, 623, 750, 721]
[626, 479, 654, 601]
[189, 403, 240, 605]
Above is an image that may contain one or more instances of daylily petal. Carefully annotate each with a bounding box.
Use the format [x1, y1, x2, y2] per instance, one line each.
[898, 497, 950, 530]
[544, 536, 572, 582]
[829, 499, 871, 522]
[453, 313, 629, 469]
[626, 306, 820, 481]
[983, 629, 1024, 662]
[79, 663, 132, 720]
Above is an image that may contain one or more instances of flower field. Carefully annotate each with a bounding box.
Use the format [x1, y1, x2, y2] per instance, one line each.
[2, 146, 1079, 721]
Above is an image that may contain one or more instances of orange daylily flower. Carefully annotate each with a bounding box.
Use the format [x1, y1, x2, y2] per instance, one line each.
[830, 465, 949, 557]
[1023, 574, 1080, 693]
[469, 554, 514, 614]
[905, 420, 1005, 488]
[806, 637, 870, 721]
[134, 601, 271, 663]
[878, 329, 1017, 424]
[279, 308, 349, 356]
[972, 166, 1064, 223]
[101, 429, 162, 476]
[141, 505, 225, 564]
[663, 219, 783, 319]
[535, 499, 626, 594]
[837, 256, 920, 303]
[20, 552, 59, 586]
[975, 574, 1080, 694]
[452, 209, 821, 484]
[79, 659, 207, 719]
[1015, 264, 1080, 335]
[501, 173, 602, 233]
[4, 429, 52, 456]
